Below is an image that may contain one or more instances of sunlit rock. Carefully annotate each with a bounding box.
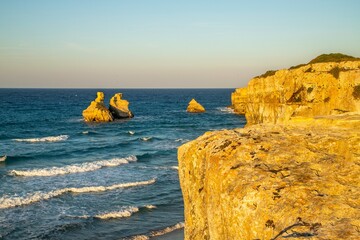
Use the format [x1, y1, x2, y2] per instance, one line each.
[82, 92, 113, 122]
[109, 93, 134, 119]
[187, 99, 205, 113]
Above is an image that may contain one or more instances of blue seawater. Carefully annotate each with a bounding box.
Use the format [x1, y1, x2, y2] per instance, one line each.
[0, 89, 245, 239]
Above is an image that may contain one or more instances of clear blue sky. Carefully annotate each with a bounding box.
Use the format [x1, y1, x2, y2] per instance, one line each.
[1, 0, 360, 88]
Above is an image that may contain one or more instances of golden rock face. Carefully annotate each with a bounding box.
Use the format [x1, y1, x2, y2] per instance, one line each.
[178, 60, 360, 239]
[187, 99, 206, 113]
[82, 92, 114, 122]
[109, 93, 134, 118]
[178, 117, 360, 240]
[231, 61, 360, 125]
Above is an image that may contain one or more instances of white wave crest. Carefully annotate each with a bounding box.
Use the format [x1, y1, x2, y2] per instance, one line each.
[0, 179, 156, 209]
[144, 205, 156, 209]
[149, 222, 185, 237]
[126, 235, 149, 240]
[14, 135, 69, 143]
[140, 137, 152, 141]
[0, 155, 7, 162]
[128, 131, 135, 135]
[9, 156, 137, 177]
[217, 107, 235, 113]
[95, 207, 139, 219]
[124, 222, 184, 240]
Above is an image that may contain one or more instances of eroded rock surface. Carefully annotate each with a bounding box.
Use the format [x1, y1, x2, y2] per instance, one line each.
[178, 116, 360, 240]
[82, 92, 114, 122]
[231, 61, 360, 125]
[187, 99, 206, 113]
[109, 93, 134, 119]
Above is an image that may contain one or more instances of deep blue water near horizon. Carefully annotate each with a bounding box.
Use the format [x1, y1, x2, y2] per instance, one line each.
[0, 89, 246, 239]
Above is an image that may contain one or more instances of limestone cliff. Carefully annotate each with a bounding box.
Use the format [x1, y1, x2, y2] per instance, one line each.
[178, 116, 360, 240]
[178, 54, 360, 240]
[231, 59, 360, 125]
[109, 93, 134, 119]
[187, 99, 206, 113]
[82, 92, 114, 122]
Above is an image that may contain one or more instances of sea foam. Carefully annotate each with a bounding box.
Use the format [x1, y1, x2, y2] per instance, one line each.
[0, 179, 156, 209]
[14, 135, 69, 143]
[9, 155, 137, 177]
[94, 207, 139, 219]
[126, 222, 184, 239]
[216, 107, 235, 113]
[149, 222, 185, 237]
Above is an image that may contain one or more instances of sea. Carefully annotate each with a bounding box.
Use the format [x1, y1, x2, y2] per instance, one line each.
[0, 89, 246, 240]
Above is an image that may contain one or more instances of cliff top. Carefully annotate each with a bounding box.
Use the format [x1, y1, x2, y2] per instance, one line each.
[255, 53, 360, 78]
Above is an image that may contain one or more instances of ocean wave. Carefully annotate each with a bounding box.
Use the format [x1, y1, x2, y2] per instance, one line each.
[216, 107, 235, 113]
[0, 155, 7, 162]
[94, 207, 139, 219]
[140, 137, 152, 141]
[14, 135, 69, 143]
[175, 138, 189, 143]
[0, 179, 156, 209]
[67, 205, 156, 220]
[138, 166, 178, 171]
[149, 222, 184, 237]
[125, 222, 184, 240]
[9, 155, 137, 177]
[128, 131, 135, 135]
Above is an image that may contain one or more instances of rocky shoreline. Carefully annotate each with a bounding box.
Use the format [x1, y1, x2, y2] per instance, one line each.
[178, 54, 360, 239]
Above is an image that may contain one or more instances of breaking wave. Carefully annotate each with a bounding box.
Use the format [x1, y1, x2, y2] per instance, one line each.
[125, 222, 184, 240]
[9, 155, 137, 177]
[140, 137, 152, 141]
[128, 131, 135, 135]
[94, 207, 139, 219]
[14, 135, 69, 143]
[216, 107, 235, 113]
[0, 155, 7, 162]
[0, 179, 156, 209]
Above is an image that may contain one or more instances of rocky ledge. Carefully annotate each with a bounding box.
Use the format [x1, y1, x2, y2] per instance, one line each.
[178, 54, 360, 240]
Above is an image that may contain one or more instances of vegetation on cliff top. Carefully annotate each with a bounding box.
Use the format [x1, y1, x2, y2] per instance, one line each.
[289, 53, 360, 70]
[308, 53, 360, 64]
[255, 53, 360, 78]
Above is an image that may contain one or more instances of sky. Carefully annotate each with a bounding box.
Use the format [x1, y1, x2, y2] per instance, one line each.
[1, 0, 360, 88]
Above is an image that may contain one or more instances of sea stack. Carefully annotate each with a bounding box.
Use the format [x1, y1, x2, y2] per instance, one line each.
[187, 99, 206, 113]
[82, 92, 114, 122]
[178, 54, 360, 240]
[109, 93, 134, 119]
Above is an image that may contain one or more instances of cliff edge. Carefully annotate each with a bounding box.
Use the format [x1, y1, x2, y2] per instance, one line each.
[231, 54, 360, 125]
[178, 54, 360, 240]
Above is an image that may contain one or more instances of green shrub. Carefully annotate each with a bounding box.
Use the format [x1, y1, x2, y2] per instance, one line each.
[308, 53, 360, 64]
[255, 70, 276, 78]
[307, 87, 314, 93]
[289, 64, 306, 70]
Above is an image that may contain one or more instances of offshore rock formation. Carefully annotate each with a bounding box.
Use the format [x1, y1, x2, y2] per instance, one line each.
[82, 92, 114, 122]
[178, 54, 360, 239]
[109, 93, 134, 119]
[187, 99, 206, 113]
[231, 60, 360, 125]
